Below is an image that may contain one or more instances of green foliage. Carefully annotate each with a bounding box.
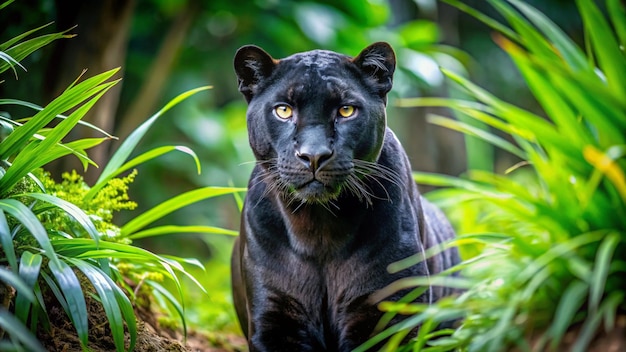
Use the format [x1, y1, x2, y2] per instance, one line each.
[359, 0, 626, 351]
[35, 169, 138, 240]
[0, 7, 244, 351]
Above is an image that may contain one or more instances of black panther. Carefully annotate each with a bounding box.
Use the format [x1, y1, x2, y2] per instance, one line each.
[231, 42, 460, 351]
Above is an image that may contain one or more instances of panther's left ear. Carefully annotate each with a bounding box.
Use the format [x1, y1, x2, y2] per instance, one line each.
[234, 45, 278, 102]
[352, 42, 396, 96]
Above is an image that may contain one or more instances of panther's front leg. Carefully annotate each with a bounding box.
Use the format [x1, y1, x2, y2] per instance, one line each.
[247, 291, 326, 352]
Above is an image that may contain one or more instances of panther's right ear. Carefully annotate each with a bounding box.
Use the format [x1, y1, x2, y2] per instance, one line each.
[234, 45, 277, 102]
[352, 42, 396, 97]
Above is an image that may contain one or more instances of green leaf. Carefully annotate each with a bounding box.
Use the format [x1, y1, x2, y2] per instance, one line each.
[88, 86, 212, 200]
[0, 50, 26, 79]
[48, 260, 89, 348]
[426, 114, 526, 159]
[1, 80, 118, 189]
[0, 308, 46, 352]
[41, 270, 67, 312]
[21, 193, 100, 244]
[0, 266, 35, 303]
[518, 232, 603, 283]
[128, 225, 238, 240]
[508, 0, 590, 73]
[70, 259, 131, 352]
[97, 145, 202, 185]
[147, 280, 187, 339]
[14, 135, 106, 172]
[547, 280, 587, 349]
[0, 68, 118, 160]
[0, 98, 116, 139]
[573, 291, 624, 352]
[488, 0, 559, 62]
[0, 0, 16, 12]
[439, 0, 519, 42]
[231, 183, 245, 212]
[0, 210, 17, 271]
[120, 187, 246, 237]
[0, 199, 61, 267]
[413, 172, 509, 199]
[607, 0, 626, 48]
[15, 252, 42, 323]
[576, 0, 626, 101]
[440, 68, 590, 172]
[501, 39, 594, 147]
[0, 21, 53, 51]
[588, 233, 619, 314]
[547, 69, 626, 144]
[0, 27, 75, 76]
[52, 239, 188, 286]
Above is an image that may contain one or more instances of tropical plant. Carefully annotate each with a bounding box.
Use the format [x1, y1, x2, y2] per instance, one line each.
[356, 0, 626, 351]
[0, 5, 243, 351]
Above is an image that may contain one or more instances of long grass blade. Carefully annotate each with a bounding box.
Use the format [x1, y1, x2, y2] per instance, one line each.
[0, 199, 60, 267]
[70, 259, 126, 352]
[96, 145, 202, 186]
[576, 0, 626, 101]
[14, 251, 42, 322]
[498, 36, 593, 146]
[487, 0, 557, 61]
[120, 187, 246, 237]
[22, 193, 100, 243]
[0, 29, 75, 75]
[48, 259, 89, 347]
[0, 267, 35, 303]
[439, 0, 519, 42]
[88, 86, 212, 200]
[547, 280, 587, 350]
[607, 0, 626, 47]
[0, 210, 17, 271]
[0, 21, 53, 51]
[0, 98, 116, 138]
[0, 68, 119, 161]
[426, 114, 526, 159]
[128, 225, 238, 240]
[0, 0, 16, 12]
[572, 292, 624, 352]
[0, 51, 25, 79]
[588, 233, 619, 314]
[0, 308, 46, 352]
[1, 81, 118, 189]
[147, 280, 187, 339]
[508, 0, 590, 72]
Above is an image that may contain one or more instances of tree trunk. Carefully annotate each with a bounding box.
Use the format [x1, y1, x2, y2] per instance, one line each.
[45, 0, 136, 182]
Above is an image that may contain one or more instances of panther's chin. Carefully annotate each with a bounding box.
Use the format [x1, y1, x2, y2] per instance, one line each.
[292, 180, 341, 204]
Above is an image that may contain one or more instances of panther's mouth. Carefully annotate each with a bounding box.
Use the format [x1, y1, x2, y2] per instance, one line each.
[292, 179, 341, 203]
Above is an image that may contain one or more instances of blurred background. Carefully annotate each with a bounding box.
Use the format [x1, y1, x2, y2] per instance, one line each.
[0, 0, 584, 335]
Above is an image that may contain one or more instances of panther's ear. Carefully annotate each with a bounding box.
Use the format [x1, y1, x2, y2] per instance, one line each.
[234, 45, 277, 102]
[352, 42, 396, 96]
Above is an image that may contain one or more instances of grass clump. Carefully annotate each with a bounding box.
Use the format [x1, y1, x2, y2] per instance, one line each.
[358, 0, 626, 351]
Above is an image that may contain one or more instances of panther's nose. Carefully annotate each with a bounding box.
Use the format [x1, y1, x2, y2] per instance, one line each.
[296, 146, 333, 173]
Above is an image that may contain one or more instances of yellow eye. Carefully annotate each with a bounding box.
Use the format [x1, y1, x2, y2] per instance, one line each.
[338, 105, 355, 118]
[274, 105, 293, 119]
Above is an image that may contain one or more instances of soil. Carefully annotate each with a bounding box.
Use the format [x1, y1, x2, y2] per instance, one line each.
[34, 285, 247, 352]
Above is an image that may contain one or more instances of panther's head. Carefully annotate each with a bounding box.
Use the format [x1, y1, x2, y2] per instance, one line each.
[234, 43, 397, 205]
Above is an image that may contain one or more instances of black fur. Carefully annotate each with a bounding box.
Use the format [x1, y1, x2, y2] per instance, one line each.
[231, 42, 460, 351]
